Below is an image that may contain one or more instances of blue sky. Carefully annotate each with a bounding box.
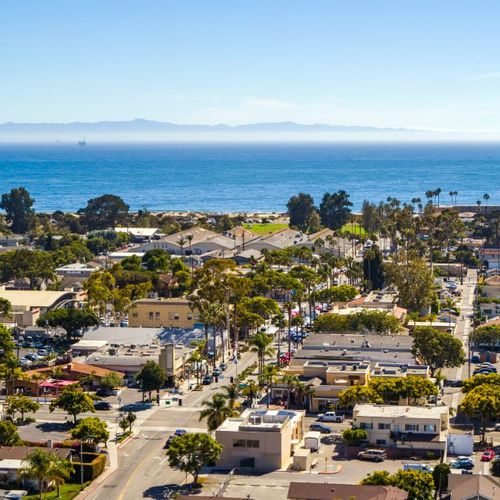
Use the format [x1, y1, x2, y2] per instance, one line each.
[1, 1, 500, 131]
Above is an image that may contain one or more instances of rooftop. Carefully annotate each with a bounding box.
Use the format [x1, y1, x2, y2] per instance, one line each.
[287, 482, 408, 500]
[448, 474, 499, 500]
[24, 361, 124, 379]
[0, 446, 70, 461]
[354, 404, 448, 419]
[82, 326, 162, 345]
[218, 409, 303, 432]
[0, 290, 72, 308]
[114, 227, 160, 237]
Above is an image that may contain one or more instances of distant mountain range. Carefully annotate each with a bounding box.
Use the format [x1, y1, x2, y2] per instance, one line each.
[0, 118, 419, 135]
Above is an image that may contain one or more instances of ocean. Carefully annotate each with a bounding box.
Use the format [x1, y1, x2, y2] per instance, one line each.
[0, 142, 498, 213]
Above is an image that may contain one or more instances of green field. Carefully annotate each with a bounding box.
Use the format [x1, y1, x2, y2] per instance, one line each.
[243, 223, 288, 235]
[25, 482, 90, 500]
[340, 222, 366, 235]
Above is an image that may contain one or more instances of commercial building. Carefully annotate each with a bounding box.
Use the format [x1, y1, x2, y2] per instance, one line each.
[128, 298, 199, 328]
[216, 409, 305, 469]
[287, 482, 408, 500]
[0, 289, 84, 327]
[352, 404, 449, 453]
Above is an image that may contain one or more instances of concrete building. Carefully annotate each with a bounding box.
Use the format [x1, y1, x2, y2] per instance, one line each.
[352, 404, 449, 453]
[216, 409, 305, 469]
[128, 298, 199, 328]
[0, 289, 84, 327]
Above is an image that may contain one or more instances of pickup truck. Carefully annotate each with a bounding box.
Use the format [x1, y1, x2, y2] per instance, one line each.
[317, 411, 344, 423]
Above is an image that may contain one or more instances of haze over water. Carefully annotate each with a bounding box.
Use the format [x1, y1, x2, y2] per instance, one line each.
[0, 142, 498, 213]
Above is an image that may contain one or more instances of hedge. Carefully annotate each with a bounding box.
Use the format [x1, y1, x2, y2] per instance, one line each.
[69, 453, 107, 483]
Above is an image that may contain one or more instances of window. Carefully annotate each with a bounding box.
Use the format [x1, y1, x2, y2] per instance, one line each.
[233, 439, 246, 448]
[168, 312, 175, 320]
[246, 440, 259, 448]
[148, 312, 154, 320]
[132, 313, 138, 318]
[360, 422, 373, 430]
[174, 314, 180, 320]
[187, 313, 193, 320]
[155, 312, 160, 319]
[405, 424, 419, 432]
[232, 439, 259, 448]
[376, 439, 387, 445]
[378, 423, 391, 430]
[424, 424, 437, 433]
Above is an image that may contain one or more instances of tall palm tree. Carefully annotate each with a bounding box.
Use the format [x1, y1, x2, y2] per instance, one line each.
[249, 332, 275, 378]
[178, 236, 186, 256]
[20, 449, 56, 500]
[448, 191, 454, 206]
[48, 455, 74, 498]
[281, 374, 299, 408]
[241, 380, 259, 407]
[261, 364, 279, 408]
[1, 355, 25, 396]
[435, 188, 442, 207]
[222, 383, 240, 410]
[483, 193, 490, 207]
[199, 393, 235, 431]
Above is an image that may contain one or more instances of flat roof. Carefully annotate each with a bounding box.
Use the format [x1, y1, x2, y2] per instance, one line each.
[354, 404, 448, 419]
[0, 290, 70, 308]
[83, 326, 161, 345]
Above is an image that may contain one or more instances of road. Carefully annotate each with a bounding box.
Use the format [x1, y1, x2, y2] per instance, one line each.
[84, 350, 258, 499]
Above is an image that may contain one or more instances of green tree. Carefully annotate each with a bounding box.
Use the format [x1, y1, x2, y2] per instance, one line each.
[462, 373, 500, 393]
[432, 463, 450, 499]
[0, 324, 15, 357]
[385, 251, 434, 311]
[0, 298, 12, 318]
[222, 384, 240, 410]
[7, 394, 40, 422]
[47, 454, 74, 499]
[249, 332, 276, 379]
[135, 360, 165, 401]
[99, 372, 123, 392]
[0, 248, 55, 289]
[459, 384, 500, 442]
[126, 411, 137, 432]
[472, 324, 500, 350]
[361, 470, 433, 500]
[142, 248, 171, 273]
[20, 449, 57, 500]
[0, 420, 22, 446]
[360, 470, 392, 485]
[199, 393, 236, 431]
[70, 416, 110, 444]
[49, 385, 95, 424]
[363, 245, 384, 290]
[0, 187, 35, 234]
[78, 194, 130, 231]
[37, 308, 99, 340]
[338, 385, 383, 408]
[287, 192, 317, 232]
[166, 432, 223, 484]
[342, 428, 368, 446]
[411, 326, 465, 375]
[319, 190, 353, 230]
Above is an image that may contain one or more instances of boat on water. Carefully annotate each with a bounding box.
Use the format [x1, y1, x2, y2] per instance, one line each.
[78, 140, 86, 147]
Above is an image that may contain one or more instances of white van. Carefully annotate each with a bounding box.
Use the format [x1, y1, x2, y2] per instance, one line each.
[304, 431, 321, 452]
[403, 463, 433, 473]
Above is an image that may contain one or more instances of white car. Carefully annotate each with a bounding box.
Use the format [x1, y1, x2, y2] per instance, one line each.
[317, 412, 345, 423]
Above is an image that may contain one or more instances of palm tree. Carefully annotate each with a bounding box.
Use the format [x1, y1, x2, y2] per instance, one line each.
[222, 383, 240, 410]
[30, 372, 47, 402]
[199, 393, 235, 431]
[1, 355, 25, 396]
[48, 455, 74, 498]
[449, 191, 454, 206]
[483, 193, 490, 207]
[281, 374, 299, 408]
[241, 380, 259, 407]
[178, 236, 186, 256]
[435, 188, 442, 207]
[261, 365, 279, 408]
[79, 371, 96, 392]
[249, 332, 275, 378]
[126, 411, 137, 432]
[425, 190, 434, 204]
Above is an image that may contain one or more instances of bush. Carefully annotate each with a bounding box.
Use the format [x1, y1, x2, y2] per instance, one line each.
[342, 428, 368, 446]
[69, 453, 106, 483]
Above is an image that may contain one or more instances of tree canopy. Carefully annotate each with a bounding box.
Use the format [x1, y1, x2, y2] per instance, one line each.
[314, 310, 401, 334]
[287, 193, 317, 232]
[70, 416, 110, 444]
[0, 187, 35, 234]
[411, 326, 465, 375]
[0, 420, 22, 446]
[49, 385, 95, 424]
[361, 469, 434, 500]
[78, 194, 130, 231]
[319, 190, 353, 230]
[37, 308, 99, 340]
[136, 360, 165, 400]
[472, 324, 500, 349]
[166, 432, 222, 484]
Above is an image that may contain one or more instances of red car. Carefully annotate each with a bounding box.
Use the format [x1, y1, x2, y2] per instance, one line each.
[480, 450, 495, 462]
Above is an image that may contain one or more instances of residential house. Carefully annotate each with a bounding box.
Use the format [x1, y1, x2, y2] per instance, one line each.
[479, 247, 500, 270]
[352, 404, 449, 453]
[216, 409, 305, 469]
[445, 474, 499, 500]
[114, 227, 162, 242]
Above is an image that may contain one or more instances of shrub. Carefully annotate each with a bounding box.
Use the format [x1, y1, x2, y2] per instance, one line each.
[342, 428, 368, 446]
[68, 453, 106, 483]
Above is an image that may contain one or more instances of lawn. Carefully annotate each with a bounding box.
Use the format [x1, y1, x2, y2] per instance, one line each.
[243, 222, 288, 235]
[25, 482, 90, 500]
[340, 222, 366, 235]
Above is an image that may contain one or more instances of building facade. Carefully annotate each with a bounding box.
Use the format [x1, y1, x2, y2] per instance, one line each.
[128, 298, 199, 328]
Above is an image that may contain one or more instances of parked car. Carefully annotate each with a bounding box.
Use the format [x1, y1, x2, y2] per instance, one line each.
[96, 388, 112, 397]
[212, 368, 222, 377]
[174, 429, 187, 436]
[219, 363, 227, 371]
[309, 423, 332, 434]
[357, 449, 387, 462]
[450, 456, 474, 469]
[317, 412, 344, 423]
[202, 375, 213, 385]
[94, 401, 112, 411]
[481, 450, 495, 462]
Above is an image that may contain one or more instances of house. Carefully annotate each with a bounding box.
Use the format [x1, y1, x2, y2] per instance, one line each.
[245, 228, 306, 252]
[17, 362, 124, 396]
[55, 262, 100, 278]
[0, 446, 72, 489]
[230, 249, 263, 266]
[215, 409, 305, 469]
[445, 474, 499, 500]
[287, 482, 408, 500]
[128, 298, 199, 328]
[135, 227, 236, 256]
[296, 228, 356, 258]
[479, 275, 500, 319]
[352, 404, 449, 453]
[0, 289, 85, 327]
[114, 227, 162, 242]
[479, 247, 500, 270]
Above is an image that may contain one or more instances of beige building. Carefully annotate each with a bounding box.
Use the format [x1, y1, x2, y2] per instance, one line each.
[215, 409, 305, 469]
[352, 404, 449, 452]
[128, 298, 199, 328]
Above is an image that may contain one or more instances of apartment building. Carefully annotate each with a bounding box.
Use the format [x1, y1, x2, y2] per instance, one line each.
[128, 298, 199, 328]
[352, 404, 449, 452]
[215, 409, 305, 469]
